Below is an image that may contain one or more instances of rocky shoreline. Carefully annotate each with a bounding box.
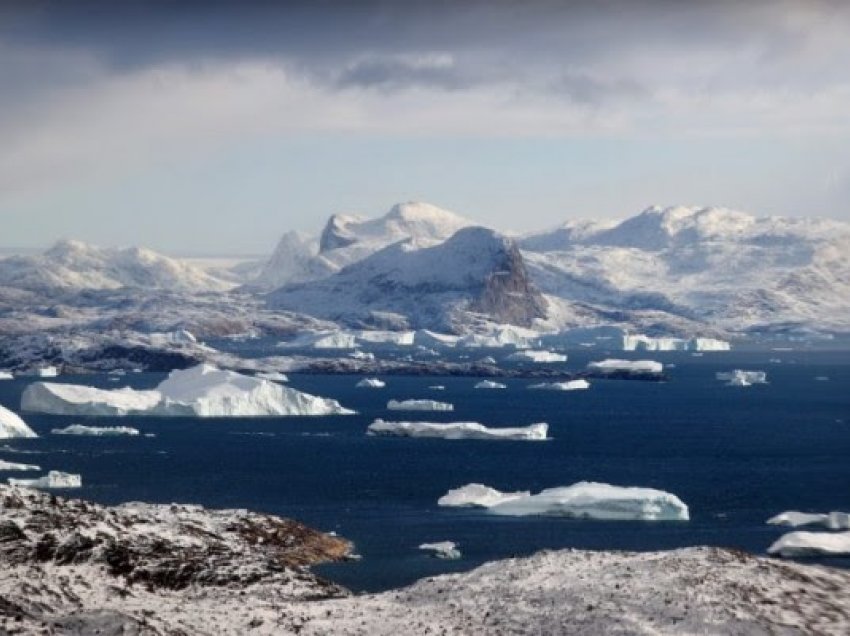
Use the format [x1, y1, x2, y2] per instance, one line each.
[1, 487, 849, 634]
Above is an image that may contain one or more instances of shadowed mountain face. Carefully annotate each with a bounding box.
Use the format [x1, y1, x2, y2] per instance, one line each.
[267, 227, 547, 331]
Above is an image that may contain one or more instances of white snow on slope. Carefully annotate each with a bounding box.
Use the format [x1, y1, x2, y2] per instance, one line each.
[716, 370, 768, 386]
[9, 471, 82, 489]
[767, 511, 850, 530]
[528, 379, 590, 391]
[367, 420, 549, 441]
[505, 350, 567, 363]
[768, 531, 850, 557]
[387, 399, 454, 412]
[0, 405, 38, 439]
[21, 364, 354, 417]
[439, 481, 689, 521]
[52, 425, 141, 436]
[587, 359, 663, 374]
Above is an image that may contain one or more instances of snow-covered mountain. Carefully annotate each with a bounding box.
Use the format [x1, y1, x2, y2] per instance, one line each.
[251, 202, 472, 289]
[267, 227, 547, 331]
[0, 240, 233, 293]
[521, 206, 850, 333]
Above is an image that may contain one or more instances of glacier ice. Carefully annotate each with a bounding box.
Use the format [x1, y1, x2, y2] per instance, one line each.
[21, 364, 354, 418]
[0, 459, 41, 471]
[716, 370, 767, 386]
[0, 405, 38, 439]
[9, 470, 82, 489]
[528, 379, 590, 391]
[52, 424, 141, 436]
[768, 531, 850, 557]
[474, 380, 506, 389]
[587, 359, 663, 374]
[419, 541, 461, 560]
[767, 511, 850, 530]
[367, 420, 548, 441]
[438, 481, 689, 521]
[357, 378, 386, 388]
[387, 399, 454, 412]
[505, 350, 567, 363]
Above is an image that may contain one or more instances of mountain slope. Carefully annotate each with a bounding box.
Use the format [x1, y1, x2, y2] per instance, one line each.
[0, 240, 233, 293]
[267, 227, 547, 331]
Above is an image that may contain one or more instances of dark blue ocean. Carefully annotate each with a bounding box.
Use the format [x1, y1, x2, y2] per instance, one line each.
[1, 349, 849, 592]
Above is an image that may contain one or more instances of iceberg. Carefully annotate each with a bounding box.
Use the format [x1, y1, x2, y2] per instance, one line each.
[278, 330, 357, 349]
[0, 459, 40, 471]
[357, 378, 386, 388]
[528, 379, 590, 391]
[505, 350, 567, 363]
[9, 470, 82, 489]
[587, 359, 663, 374]
[36, 366, 59, 378]
[349, 350, 376, 361]
[716, 370, 767, 386]
[621, 335, 731, 352]
[419, 541, 461, 560]
[367, 420, 549, 441]
[0, 405, 38, 439]
[439, 481, 689, 521]
[356, 330, 415, 346]
[387, 399, 454, 412]
[474, 380, 506, 389]
[255, 371, 289, 382]
[767, 511, 850, 530]
[21, 364, 355, 418]
[0, 371, 13, 380]
[768, 531, 850, 557]
[429, 385, 446, 391]
[457, 326, 541, 349]
[52, 424, 141, 436]
[413, 330, 461, 348]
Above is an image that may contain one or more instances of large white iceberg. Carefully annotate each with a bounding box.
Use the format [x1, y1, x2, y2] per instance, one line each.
[0, 371, 13, 380]
[367, 420, 549, 441]
[716, 370, 767, 386]
[278, 330, 357, 349]
[356, 330, 415, 346]
[768, 531, 850, 557]
[587, 359, 663, 374]
[21, 364, 355, 418]
[9, 470, 82, 489]
[52, 424, 141, 436]
[621, 335, 731, 352]
[419, 541, 461, 560]
[528, 379, 590, 391]
[0, 405, 38, 439]
[505, 350, 567, 363]
[474, 380, 506, 389]
[0, 459, 41, 471]
[357, 378, 386, 388]
[387, 399, 454, 412]
[438, 481, 689, 521]
[36, 366, 59, 378]
[767, 511, 850, 530]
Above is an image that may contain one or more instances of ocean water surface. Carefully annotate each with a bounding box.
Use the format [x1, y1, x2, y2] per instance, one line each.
[1, 349, 848, 592]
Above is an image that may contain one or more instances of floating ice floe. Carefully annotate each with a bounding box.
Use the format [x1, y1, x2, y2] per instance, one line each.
[387, 399, 453, 412]
[587, 359, 663, 374]
[429, 385, 446, 391]
[419, 541, 461, 560]
[278, 330, 357, 349]
[367, 420, 549, 441]
[0, 459, 41, 471]
[506, 350, 567, 363]
[528, 379, 590, 391]
[356, 330, 415, 346]
[767, 511, 850, 530]
[0, 405, 37, 439]
[768, 531, 850, 557]
[255, 371, 288, 383]
[35, 366, 59, 378]
[349, 350, 376, 361]
[21, 364, 354, 418]
[622, 335, 731, 352]
[438, 481, 689, 521]
[477, 356, 497, 365]
[0, 371, 13, 380]
[716, 370, 767, 386]
[474, 380, 506, 389]
[357, 378, 386, 388]
[52, 424, 141, 436]
[9, 470, 82, 489]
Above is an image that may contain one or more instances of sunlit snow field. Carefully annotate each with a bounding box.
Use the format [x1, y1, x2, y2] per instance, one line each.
[1, 349, 849, 592]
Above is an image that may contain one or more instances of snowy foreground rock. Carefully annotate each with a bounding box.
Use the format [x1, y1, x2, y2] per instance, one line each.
[387, 399, 453, 412]
[528, 379, 590, 391]
[768, 531, 850, 557]
[717, 370, 768, 386]
[8, 471, 82, 489]
[0, 488, 848, 635]
[368, 420, 549, 441]
[51, 424, 141, 436]
[0, 405, 37, 439]
[21, 364, 354, 417]
[439, 481, 689, 521]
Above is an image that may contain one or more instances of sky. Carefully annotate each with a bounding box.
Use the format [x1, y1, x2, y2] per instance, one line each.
[1, 0, 849, 255]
